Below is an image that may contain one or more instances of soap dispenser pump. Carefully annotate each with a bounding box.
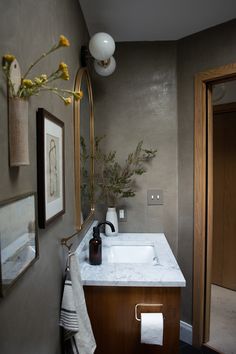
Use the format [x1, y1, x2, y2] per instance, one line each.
[89, 221, 115, 265]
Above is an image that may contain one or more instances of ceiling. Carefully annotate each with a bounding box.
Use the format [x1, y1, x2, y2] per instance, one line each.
[79, 0, 236, 41]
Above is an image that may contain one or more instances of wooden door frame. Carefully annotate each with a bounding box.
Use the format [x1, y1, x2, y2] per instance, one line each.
[193, 62, 236, 347]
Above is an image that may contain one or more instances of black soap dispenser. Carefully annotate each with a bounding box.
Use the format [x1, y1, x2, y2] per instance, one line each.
[89, 227, 102, 265]
[89, 221, 115, 265]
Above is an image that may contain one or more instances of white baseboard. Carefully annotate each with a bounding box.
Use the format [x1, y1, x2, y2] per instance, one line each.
[180, 321, 192, 345]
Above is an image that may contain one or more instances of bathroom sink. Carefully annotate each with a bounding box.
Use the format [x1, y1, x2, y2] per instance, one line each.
[105, 244, 158, 264]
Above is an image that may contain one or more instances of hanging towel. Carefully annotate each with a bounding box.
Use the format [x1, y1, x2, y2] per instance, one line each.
[60, 254, 96, 354]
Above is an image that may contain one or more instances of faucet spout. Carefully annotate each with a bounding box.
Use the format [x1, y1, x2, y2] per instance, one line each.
[93, 221, 115, 238]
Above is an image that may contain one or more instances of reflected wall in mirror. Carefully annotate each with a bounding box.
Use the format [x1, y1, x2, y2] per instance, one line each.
[74, 68, 94, 230]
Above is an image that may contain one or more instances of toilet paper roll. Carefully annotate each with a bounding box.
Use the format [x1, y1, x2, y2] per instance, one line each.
[141, 313, 164, 345]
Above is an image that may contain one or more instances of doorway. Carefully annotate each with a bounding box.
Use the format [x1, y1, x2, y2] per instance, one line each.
[193, 63, 236, 351]
[207, 88, 236, 352]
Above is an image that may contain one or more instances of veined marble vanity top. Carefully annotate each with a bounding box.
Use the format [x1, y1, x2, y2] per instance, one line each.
[76, 222, 186, 287]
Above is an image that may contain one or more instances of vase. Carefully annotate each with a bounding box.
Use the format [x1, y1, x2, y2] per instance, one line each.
[8, 97, 30, 166]
[105, 207, 118, 236]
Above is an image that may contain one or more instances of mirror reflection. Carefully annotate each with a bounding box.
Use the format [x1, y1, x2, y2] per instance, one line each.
[0, 193, 38, 296]
[74, 68, 94, 230]
[80, 76, 91, 223]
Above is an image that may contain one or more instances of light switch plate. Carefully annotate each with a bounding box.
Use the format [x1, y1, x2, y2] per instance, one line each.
[118, 208, 127, 222]
[147, 189, 163, 205]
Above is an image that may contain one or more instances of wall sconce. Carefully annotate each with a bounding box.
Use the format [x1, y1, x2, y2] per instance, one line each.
[81, 32, 116, 76]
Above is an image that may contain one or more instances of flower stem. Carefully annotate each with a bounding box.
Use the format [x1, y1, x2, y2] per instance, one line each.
[22, 44, 59, 79]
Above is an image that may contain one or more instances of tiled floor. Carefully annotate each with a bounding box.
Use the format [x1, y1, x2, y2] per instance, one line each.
[207, 284, 236, 354]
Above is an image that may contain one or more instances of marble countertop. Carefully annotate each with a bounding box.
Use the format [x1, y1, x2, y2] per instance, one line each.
[76, 221, 186, 287]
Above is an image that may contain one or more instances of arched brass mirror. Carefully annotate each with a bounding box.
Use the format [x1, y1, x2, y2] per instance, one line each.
[74, 68, 94, 230]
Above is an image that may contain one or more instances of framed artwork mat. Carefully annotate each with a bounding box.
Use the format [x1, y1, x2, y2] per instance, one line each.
[37, 108, 65, 228]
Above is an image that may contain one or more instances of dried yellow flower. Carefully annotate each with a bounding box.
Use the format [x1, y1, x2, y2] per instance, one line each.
[3, 54, 15, 63]
[64, 97, 72, 105]
[59, 62, 68, 71]
[40, 74, 48, 82]
[74, 90, 83, 100]
[34, 77, 42, 84]
[59, 35, 70, 47]
[34, 74, 47, 86]
[22, 79, 34, 87]
[59, 62, 69, 80]
[1, 38, 78, 102]
[61, 71, 69, 80]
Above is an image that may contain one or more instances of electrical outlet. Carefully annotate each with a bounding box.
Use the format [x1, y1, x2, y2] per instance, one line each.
[118, 208, 127, 222]
[147, 190, 163, 205]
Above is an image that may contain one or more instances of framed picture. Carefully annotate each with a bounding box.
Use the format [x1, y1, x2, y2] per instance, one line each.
[0, 192, 39, 296]
[37, 108, 65, 228]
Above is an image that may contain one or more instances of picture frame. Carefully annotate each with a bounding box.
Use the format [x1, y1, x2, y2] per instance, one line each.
[37, 108, 65, 228]
[0, 192, 39, 297]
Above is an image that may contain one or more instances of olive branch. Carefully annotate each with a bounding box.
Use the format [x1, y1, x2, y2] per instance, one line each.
[80, 135, 157, 207]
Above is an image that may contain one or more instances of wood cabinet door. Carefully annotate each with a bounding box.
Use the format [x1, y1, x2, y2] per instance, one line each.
[84, 286, 180, 354]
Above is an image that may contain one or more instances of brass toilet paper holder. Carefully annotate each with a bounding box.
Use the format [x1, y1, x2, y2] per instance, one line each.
[134, 303, 164, 321]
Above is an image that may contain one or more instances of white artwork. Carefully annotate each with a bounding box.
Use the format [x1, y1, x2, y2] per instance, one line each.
[37, 108, 65, 228]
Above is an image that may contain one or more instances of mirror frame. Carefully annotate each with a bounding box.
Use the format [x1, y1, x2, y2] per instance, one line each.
[74, 67, 95, 231]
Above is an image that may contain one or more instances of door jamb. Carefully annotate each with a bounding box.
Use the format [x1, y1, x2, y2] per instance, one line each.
[193, 63, 236, 347]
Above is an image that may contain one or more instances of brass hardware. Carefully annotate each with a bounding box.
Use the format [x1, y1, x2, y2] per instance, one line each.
[135, 303, 163, 322]
[61, 231, 78, 250]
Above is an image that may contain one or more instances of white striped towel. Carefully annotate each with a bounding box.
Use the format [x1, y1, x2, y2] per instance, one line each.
[60, 254, 96, 354]
[60, 269, 79, 342]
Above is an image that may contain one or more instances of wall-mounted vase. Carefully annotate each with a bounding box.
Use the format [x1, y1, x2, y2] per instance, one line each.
[8, 97, 30, 166]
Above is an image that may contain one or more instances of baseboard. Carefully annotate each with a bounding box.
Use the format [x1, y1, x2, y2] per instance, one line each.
[180, 321, 192, 345]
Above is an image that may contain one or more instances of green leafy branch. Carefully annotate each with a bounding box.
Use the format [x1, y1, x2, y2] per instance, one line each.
[80, 136, 92, 208]
[93, 136, 157, 207]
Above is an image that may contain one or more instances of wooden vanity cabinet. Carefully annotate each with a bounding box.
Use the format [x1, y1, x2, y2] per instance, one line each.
[84, 286, 181, 354]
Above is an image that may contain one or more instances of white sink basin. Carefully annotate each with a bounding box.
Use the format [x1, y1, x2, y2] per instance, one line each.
[105, 244, 158, 264]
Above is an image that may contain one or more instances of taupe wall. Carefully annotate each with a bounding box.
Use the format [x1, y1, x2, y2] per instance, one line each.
[94, 42, 179, 255]
[177, 19, 236, 323]
[0, 1, 89, 353]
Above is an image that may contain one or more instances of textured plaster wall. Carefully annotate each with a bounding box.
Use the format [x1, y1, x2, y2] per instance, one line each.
[0, 1, 89, 353]
[177, 19, 236, 324]
[94, 42, 179, 255]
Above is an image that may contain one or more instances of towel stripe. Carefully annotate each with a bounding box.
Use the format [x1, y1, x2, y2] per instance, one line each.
[61, 308, 77, 314]
[60, 320, 78, 328]
[71, 337, 79, 354]
[60, 313, 78, 320]
[60, 318, 79, 327]
[60, 314, 78, 322]
[65, 281, 72, 286]
[60, 314, 79, 330]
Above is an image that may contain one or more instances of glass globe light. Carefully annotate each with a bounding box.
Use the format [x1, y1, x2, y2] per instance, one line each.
[94, 56, 116, 77]
[89, 32, 115, 61]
